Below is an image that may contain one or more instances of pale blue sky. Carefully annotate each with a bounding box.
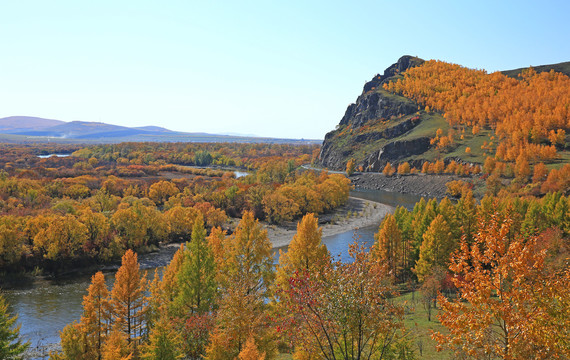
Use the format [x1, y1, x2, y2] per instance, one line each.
[1, 0, 569, 139]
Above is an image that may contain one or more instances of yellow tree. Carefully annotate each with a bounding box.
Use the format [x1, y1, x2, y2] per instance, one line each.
[110, 250, 148, 352]
[397, 162, 411, 174]
[101, 330, 132, 360]
[80, 271, 111, 360]
[275, 213, 329, 291]
[345, 159, 356, 176]
[148, 180, 179, 207]
[414, 214, 455, 282]
[33, 214, 88, 262]
[371, 214, 406, 281]
[382, 162, 394, 176]
[238, 335, 265, 360]
[434, 215, 570, 359]
[205, 211, 276, 359]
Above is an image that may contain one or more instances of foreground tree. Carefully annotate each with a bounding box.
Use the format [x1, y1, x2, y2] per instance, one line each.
[80, 271, 111, 360]
[205, 211, 276, 359]
[282, 243, 407, 359]
[0, 294, 29, 360]
[141, 312, 183, 360]
[434, 215, 570, 359]
[110, 250, 148, 354]
[371, 214, 408, 281]
[414, 214, 455, 282]
[275, 213, 329, 292]
[173, 217, 217, 316]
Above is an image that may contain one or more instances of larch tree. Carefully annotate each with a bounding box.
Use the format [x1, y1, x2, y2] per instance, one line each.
[173, 217, 217, 316]
[275, 213, 329, 292]
[345, 159, 356, 176]
[109, 250, 148, 352]
[80, 271, 111, 360]
[370, 214, 406, 281]
[205, 211, 276, 359]
[414, 214, 455, 282]
[101, 330, 132, 360]
[0, 294, 29, 360]
[238, 335, 266, 360]
[140, 312, 183, 360]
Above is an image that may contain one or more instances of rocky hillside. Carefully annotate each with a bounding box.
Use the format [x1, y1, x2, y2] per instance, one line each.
[318, 56, 570, 172]
[319, 55, 435, 171]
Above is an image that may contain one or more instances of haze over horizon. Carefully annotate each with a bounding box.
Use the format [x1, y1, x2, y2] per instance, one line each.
[1, 0, 569, 139]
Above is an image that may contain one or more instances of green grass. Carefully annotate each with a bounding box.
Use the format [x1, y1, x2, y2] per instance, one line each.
[502, 61, 570, 78]
[396, 291, 454, 359]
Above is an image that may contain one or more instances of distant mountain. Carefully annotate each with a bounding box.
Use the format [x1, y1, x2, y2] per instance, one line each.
[0, 116, 65, 133]
[134, 126, 173, 133]
[0, 116, 321, 145]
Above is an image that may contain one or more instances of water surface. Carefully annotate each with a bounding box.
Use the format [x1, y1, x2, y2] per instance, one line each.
[5, 187, 416, 357]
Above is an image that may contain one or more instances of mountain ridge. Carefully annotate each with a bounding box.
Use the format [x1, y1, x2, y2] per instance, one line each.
[0, 116, 321, 144]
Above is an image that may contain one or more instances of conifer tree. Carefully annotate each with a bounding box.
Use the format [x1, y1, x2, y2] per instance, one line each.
[110, 249, 147, 350]
[225, 211, 274, 295]
[415, 215, 455, 282]
[101, 329, 132, 360]
[80, 271, 111, 360]
[371, 214, 404, 280]
[0, 294, 29, 360]
[141, 312, 183, 360]
[205, 211, 276, 359]
[275, 213, 329, 291]
[173, 217, 217, 316]
[238, 335, 265, 360]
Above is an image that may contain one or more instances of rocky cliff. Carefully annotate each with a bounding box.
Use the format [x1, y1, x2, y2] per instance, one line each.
[319, 55, 431, 170]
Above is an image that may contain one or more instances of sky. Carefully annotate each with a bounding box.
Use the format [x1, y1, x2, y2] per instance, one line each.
[1, 0, 569, 140]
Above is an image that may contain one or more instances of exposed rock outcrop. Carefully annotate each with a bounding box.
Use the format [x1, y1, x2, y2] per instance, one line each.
[363, 137, 431, 172]
[319, 55, 428, 170]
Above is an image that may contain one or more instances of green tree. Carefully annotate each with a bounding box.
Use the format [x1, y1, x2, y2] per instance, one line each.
[0, 294, 29, 360]
[141, 312, 183, 360]
[415, 215, 455, 282]
[173, 217, 217, 316]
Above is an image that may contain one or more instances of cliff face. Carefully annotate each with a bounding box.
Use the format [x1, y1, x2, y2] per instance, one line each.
[319, 55, 429, 170]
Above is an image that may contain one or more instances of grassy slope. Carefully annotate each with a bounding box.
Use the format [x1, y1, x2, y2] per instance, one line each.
[501, 61, 570, 78]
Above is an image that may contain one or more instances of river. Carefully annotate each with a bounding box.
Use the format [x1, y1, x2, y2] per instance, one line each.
[3, 188, 421, 358]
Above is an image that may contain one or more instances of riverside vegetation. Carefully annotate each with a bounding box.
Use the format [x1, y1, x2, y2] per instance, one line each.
[0, 56, 569, 359]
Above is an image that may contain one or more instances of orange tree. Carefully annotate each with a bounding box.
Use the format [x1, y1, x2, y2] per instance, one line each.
[434, 214, 570, 359]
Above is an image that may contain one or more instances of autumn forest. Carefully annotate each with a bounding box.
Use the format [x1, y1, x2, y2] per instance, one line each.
[1, 58, 569, 360]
